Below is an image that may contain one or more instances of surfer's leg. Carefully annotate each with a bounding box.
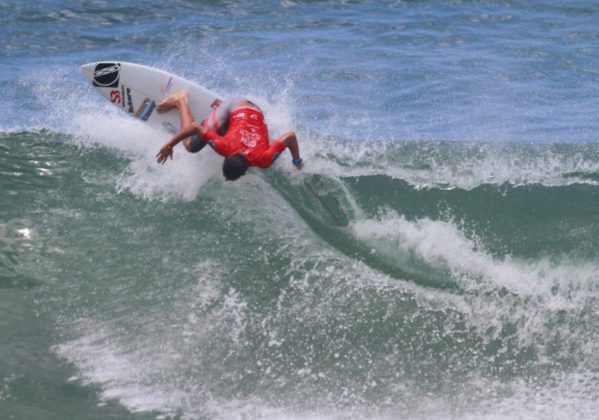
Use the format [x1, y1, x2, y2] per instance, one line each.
[158, 92, 206, 153]
[157, 91, 194, 125]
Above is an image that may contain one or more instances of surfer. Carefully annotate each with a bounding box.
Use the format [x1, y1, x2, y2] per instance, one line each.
[155, 91, 303, 180]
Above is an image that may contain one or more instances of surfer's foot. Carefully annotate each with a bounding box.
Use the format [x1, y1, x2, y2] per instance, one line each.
[157, 91, 188, 113]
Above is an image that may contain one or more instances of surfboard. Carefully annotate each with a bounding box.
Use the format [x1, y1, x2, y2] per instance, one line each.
[80, 61, 221, 135]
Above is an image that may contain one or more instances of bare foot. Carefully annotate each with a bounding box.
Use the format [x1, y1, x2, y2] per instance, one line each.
[156, 91, 188, 113]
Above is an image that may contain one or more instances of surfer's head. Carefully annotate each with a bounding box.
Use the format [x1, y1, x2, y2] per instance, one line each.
[223, 153, 249, 181]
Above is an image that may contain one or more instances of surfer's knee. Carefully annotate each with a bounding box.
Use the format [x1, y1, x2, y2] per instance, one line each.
[184, 135, 207, 153]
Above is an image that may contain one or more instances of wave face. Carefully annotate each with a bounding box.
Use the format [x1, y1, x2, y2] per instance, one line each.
[3, 0, 599, 418]
[4, 129, 599, 419]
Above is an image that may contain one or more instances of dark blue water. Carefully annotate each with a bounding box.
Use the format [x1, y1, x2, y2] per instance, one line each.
[2, 1, 599, 419]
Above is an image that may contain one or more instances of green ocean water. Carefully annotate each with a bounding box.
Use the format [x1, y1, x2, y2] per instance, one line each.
[3, 130, 599, 418]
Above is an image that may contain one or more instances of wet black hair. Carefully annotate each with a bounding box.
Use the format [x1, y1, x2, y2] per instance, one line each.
[222, 153, 249, 181]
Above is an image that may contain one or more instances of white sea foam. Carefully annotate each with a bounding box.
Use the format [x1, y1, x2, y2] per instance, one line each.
[352, 212, 599, 298]
[54, 323, 188, 416]
[458, 371, 599, 420]
[299, 139, 599, 190]
[351, 212, 599, 355]
[65, 101, 223, 201]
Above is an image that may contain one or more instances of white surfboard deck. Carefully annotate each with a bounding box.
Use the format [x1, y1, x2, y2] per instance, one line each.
[80, 61, 221, 136]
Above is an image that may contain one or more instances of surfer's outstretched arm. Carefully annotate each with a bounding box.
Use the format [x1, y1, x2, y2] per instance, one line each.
[156, 123, 207, 164]
[276, 131, 303, 169]
[156, 91, 213, 163]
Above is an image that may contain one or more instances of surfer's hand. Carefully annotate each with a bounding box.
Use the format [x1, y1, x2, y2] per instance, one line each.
[156, 142, 174, 164]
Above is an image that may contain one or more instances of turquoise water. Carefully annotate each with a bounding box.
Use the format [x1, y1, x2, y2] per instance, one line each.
[2, 1, 599, 419]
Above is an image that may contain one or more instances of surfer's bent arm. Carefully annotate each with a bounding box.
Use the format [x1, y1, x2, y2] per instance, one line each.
[156, 123, 207, 164]
[276, 131, 303, 169]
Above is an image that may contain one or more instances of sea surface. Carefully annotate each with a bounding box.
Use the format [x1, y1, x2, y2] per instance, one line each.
[2, 1, 599, 419]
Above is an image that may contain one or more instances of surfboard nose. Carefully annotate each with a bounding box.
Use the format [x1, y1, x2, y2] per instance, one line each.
[80, 62, 97, 81]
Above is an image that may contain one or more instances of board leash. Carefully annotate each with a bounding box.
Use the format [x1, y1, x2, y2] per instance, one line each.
[304, 175, 344, 226]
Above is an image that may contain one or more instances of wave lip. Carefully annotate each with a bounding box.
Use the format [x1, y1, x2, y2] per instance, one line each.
[306, 140, 599, 190]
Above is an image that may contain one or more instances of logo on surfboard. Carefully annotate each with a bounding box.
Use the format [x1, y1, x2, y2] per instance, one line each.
[93, 63, 120, 88]
[160, 77, 173, 95]
[110, 90, 121, 104]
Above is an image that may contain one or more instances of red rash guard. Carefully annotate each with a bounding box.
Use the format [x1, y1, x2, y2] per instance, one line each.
[203, 106, 285, 169]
